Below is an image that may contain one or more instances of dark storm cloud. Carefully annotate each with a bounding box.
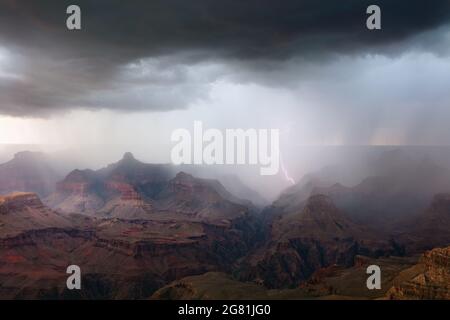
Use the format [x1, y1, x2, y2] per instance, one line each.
[0, 0, 449, 116]
[3, 0, 450, 59]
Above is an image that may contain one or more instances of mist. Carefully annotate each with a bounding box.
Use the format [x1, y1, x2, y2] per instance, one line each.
[1, 1, 450, 202]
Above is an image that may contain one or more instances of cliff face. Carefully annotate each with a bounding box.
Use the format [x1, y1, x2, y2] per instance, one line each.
[414, 194, 450, 246]
[0, 192, 45, 212]
[105, 181, 142, 201]
[45, 153, 167, 217]
[276, 149, 450, 230]
[56, 169, 98, 196]
[155, 172, 250, 222]
[387, 246, 450, 300]
[4, 151, 449, 300]
[46, 155, 251, 223]
[0, 168, 260, 299]
[0, 214, 256, 299]
[240, 195, 402, 288]
[396, 193, 450, 253]
[0, 192, 72, 237]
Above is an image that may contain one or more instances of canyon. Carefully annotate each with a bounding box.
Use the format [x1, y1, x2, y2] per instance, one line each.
[0, 149, 449, 299]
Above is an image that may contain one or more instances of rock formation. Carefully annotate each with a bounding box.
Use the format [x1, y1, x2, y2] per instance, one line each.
[0, 151, 60, 197]
[240, 194, 403, 288]
[387, 246, 450, 299]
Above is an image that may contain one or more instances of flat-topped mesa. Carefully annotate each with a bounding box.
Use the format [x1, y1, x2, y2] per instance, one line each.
[171, 172, 196, 185]
[170, 172, 235, 192]
[12, 151, 46, 162]
[168, 172, 218, 197]
[0, 192, 44, 214]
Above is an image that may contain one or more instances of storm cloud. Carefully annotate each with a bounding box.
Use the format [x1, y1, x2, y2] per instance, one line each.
[0, 0, 450, 116]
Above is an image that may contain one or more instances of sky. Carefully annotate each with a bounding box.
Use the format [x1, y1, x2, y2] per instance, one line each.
[1, 0, 450, 197]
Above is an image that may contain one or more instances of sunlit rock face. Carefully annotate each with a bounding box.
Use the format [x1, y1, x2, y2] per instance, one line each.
[388, 246, 450, 300]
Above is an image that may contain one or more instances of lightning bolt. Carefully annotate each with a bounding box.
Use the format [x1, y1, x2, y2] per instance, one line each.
[279, 124, 296, 185]
[280, 154, 295, 185]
